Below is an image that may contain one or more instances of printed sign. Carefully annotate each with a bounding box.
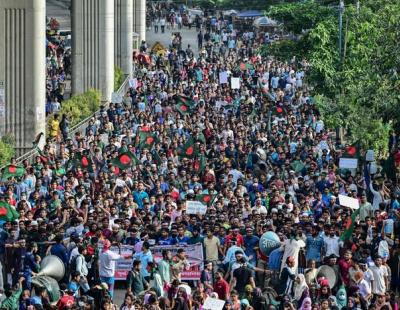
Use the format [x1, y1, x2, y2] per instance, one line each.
[186, 200, 207, 215]
[338, 194, 360, 210]
[339, 158, 358, 169]
[231, 77, 240, 89]
[203, 297, 226, 310]
[219, 71, 228, 84]
[108, 243, 204, 280]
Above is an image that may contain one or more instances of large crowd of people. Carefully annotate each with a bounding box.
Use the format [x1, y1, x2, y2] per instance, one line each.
[0, 4, 399, 310]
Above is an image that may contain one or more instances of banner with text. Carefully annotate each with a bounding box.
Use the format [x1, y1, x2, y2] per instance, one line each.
[109, 243, 204, 280]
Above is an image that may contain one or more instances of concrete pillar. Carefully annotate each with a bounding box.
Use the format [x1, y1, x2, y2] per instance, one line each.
[133, 0, 146, 43]
[0, 0, 46, 155]
[115, 0, 133, 76]
[72, 0, 114, 103]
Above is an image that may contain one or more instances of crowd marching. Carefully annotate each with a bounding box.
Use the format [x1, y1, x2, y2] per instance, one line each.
[0, 4, 399, 310]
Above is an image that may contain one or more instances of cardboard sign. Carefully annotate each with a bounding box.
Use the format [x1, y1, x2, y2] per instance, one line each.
[231, 77, 240, 89]
[339, 194, 360, 210]
[203, 297, 226, 310]
[219, 71, 228, 84]
[186, 200, 207, 215]
[339, 158, 358, 169]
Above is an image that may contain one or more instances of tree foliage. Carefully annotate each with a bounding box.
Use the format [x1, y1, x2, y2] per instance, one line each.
[114, 66, 125, 92]
[47, 89, 101, 130]
[266, 0, 400, 155]
[0, 134, 15, 167]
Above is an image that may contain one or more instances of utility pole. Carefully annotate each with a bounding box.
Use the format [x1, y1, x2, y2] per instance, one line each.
[338, 0, 345, 61]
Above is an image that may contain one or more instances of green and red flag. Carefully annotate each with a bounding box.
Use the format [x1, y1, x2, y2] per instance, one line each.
[138, 132, 159, 150]
[238, 62, 254, 71]
[0, 201, 19, 222]
[343, 142, 360, 158]
[271, 105, 286, 116]
[193, 154, 206, 174]
[340, 208, 360, 241]
[175, 95, 195, 115]
[195, 193, 217, 205]
[178, 137, 199, 159]
[1, 165, 26, 181]
[74, 152, 92, 170]
[111, 151, 140, 170]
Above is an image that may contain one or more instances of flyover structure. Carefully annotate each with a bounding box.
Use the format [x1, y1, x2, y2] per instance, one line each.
[0, 0, 145, 155]
[0, 0, 46, 155]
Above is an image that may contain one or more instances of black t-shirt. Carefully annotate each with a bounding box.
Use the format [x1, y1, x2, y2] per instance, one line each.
[233, 266, 252, 294]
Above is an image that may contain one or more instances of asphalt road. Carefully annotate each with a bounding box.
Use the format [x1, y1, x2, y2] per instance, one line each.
[145, 24, 201, 54]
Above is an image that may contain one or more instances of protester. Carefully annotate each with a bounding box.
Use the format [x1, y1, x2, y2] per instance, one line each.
[0, 3, 398, 309]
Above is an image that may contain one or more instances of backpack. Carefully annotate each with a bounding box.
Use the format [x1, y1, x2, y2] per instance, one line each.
[69, 255, 80, 274]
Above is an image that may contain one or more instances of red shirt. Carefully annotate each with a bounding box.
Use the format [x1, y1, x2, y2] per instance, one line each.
[225, 233, 244, 247]
[57, 295, 75, 310]
[213, 279, 230, 300]
[338, 259, 352, 286]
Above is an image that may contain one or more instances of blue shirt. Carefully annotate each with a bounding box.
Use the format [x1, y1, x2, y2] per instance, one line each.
[305, 235, 324, 262]
[244, 235, 259, 262]
[50, 243, 68, 265]
[158, 237, 174, 245]
[133, 191, 149, 209]
[174, 236, 190, 245]
[134, 251, 153, 277]
[268, 248, 284, 271]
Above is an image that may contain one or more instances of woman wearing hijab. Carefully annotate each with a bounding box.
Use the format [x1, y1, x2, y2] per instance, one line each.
[293, 274, 310, 308]
[335, 286, 347, 310]
[251, 287, 268, 310]
[298, 297, 312, 310]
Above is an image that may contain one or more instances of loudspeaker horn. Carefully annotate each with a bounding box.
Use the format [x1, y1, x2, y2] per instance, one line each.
[316, 265, 337, 289]
[37, 255, 65, 281]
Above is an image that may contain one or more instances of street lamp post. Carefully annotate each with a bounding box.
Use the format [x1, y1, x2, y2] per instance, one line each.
[338, 0, 345, 61]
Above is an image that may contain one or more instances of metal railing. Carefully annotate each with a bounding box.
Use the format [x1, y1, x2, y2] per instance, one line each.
[10, 74, 131, 166]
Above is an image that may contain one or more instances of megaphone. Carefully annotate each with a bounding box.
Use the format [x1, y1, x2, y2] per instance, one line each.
[36, 255, 65, 281]
[32, 275, 61, 305]
[316, 265, 337, 289]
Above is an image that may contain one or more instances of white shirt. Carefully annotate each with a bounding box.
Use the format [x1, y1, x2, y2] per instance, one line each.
[370, 265, 388, 294]
[357, 279, 371, 299]
[323, 235, 340, 257]
[99, 250, 122, 278]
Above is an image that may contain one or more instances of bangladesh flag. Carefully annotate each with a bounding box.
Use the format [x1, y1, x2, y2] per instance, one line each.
[74, 152, 92, 170]
[343, 142, 360, 158]
[0, 201, 19, 222]
[271, 105, 285, 116]
[238, 62, 254, 71]
[193, 154, 206, 174]
[178, 137, 198, 159]
[340, 208, 360, 241]
[111, 151, 140, 170]
[175, 95, 194, 115]
[138, 132, 159, 150]
[195, 193, 217, 205]
[1, 165, 26, 181]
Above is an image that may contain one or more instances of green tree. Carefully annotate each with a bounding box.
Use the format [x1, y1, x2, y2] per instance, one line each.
[47, 89, 101, 130]
[266, 0, 400, 155]
[0, 134, 15, 167]
[114, 66, 125, 91]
